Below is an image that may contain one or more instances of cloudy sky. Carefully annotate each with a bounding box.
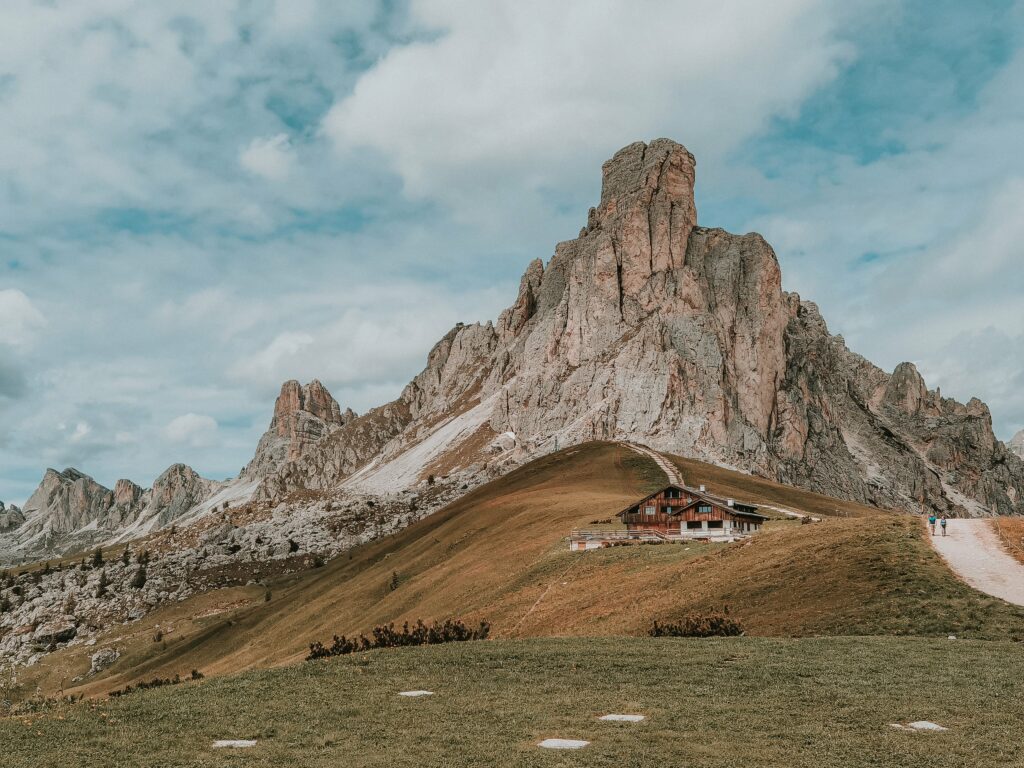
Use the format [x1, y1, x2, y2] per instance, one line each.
[1, 0, 1022, 505]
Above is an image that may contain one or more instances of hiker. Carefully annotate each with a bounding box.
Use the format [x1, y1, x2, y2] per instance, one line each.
[940, 516, 948, 537]
[928, 513, 937, 536]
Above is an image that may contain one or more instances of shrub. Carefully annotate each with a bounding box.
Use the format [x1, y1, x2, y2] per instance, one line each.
[91, 549, 104, 568]
[649, 612, 744, 638]
[307, 619, 490, 661]
[108, 670, 203, 699]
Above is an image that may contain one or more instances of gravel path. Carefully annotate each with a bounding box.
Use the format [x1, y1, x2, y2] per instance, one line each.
[930, 519, 1024, 607]
[622, 443, 684, 486]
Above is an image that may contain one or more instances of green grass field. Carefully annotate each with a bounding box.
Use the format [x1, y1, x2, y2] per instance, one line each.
[3, 636, 1021, 767]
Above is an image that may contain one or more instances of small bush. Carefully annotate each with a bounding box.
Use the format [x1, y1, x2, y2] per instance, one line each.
[307, 619, 490, 661]
[649, 613, 743, 638]
[108, 670, 203, 699]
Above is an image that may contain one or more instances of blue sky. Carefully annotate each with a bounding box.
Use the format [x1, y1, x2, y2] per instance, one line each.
[1, 0, 1023, 505]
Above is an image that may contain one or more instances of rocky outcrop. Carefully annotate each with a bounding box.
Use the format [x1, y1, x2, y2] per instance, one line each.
[256, 138, 1024, 516]
[1010, 430, 1024, 460]
[142, 464, 211, 529]
[0, 501, 24, 532]
[243, 379, 354, 480]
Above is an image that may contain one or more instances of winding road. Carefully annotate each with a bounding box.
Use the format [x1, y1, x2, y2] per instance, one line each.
[930, 519, 1024, 607]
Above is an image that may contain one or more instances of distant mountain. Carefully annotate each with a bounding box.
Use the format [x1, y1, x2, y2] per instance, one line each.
[1011, 430, 1024, 459]
[0, 378, 360, 563]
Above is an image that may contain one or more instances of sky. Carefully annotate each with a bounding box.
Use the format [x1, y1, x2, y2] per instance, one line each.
[1, 0, 1022, 505]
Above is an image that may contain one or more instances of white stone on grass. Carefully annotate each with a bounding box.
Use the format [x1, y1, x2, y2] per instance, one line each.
[599, 714, 645, 722]
[890, 721, 948, 732]
[212, 740, 257, 748]
[398, 690, 434, 697]
[908, 721, 948, 732]
[538, 739, 590, 749]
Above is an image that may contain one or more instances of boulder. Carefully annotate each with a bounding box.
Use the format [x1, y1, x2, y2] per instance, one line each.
[89, 647, 119, 674]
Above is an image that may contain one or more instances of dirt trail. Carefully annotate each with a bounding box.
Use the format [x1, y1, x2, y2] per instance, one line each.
[930, 519, 1024, 607]
[622, 443, 684, 486]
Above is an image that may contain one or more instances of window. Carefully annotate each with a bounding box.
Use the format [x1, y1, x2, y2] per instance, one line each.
[665, 506, 673, 515]
[707, 520, 723, 529]
[666, 489, 678, 499]
[698, 504, 712, 514]
[644, 506, 656, 516]
[686, 521, 702, 530]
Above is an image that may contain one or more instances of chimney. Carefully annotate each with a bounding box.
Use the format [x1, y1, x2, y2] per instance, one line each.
[727, 499, 734, 507]
[699, 484, 706, 492]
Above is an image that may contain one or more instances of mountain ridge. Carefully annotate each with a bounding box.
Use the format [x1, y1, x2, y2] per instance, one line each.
[3, 137, 1023, 567]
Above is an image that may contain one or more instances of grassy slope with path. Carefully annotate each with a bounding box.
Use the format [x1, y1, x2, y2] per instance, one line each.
[14, 441, 1023, 701]
[3, 637, 1023, 768]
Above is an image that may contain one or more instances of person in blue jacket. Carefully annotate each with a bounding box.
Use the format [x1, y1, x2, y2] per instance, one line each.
[928, 513, 937, 536]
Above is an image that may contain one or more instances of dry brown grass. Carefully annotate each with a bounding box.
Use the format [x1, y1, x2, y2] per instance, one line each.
[20, 441, 1024, 699]
[993, 517, 1024, 566]
[664, 451, 890, 518]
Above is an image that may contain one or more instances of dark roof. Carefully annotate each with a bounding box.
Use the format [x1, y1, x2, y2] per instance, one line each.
[616, 484, 767, 520]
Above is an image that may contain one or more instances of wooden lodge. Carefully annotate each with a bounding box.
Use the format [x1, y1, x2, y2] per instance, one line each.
[570, 484, 768, 551]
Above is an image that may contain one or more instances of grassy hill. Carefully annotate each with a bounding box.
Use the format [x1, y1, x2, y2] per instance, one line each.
[13, 441, 1024, 700]
[4, 637, 1024, 767]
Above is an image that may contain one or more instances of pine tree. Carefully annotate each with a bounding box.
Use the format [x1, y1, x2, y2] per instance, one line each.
[91, 549, 103, 568]
[95, 569, 108, 598]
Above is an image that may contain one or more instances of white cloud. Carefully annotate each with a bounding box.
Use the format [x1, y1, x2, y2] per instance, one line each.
[239, 134, 294, 181]
[164, 413, 219, 447]
[323, 0, 857, 214]
[0, 289, 46, 347]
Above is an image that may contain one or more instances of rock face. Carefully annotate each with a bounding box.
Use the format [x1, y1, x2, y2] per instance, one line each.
[0, 501, 24, 532]
[20, 469, 116, 536]
[143, 464, 211, 529]
[256, 139, 1024, 516]
[1010, 430, 1024, 460]
[243, 379, 354, 480]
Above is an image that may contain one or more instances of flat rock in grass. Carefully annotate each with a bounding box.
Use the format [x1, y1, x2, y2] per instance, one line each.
[599, 714, 645, 722]
[538, 739, 590, 749]
[908, 721, 948, 732]
[890, 722, 948, 732]
[212, 740, 257, 748]
[398, 690, 433, 697]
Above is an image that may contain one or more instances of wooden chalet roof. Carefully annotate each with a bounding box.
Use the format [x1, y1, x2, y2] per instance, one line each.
[616, 484, 768, 520]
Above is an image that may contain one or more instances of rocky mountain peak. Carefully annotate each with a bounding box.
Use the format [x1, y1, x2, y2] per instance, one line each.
[273, 379, 345, 434]
[255, 137, 1024, 517]
[882, 362, 931, 416]
[113, 478, 143, 508]
[1010, 429, 1024, 459]
[0, 501, 24, 532]
[594, 139, 697, 267]
[244, 379, 354, 480]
